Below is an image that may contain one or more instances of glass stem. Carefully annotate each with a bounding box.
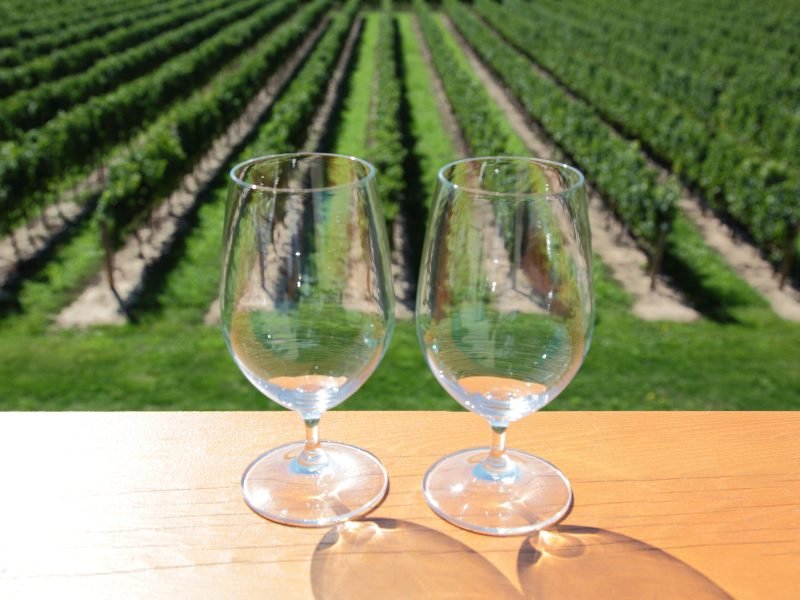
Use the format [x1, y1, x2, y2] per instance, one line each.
[491, 425, 507, 456]
[296, 417, 328, 472]
[305, 418, 320, 450]
[487, 424, 509, 468]
[475, 424, 518, 481]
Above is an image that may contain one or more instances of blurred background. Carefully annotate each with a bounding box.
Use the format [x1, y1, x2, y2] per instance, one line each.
[0, 0, 797, 410]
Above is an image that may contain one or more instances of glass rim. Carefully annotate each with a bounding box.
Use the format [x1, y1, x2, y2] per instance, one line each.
[437, 156, 585, 198]
[229, 152, 377, 193]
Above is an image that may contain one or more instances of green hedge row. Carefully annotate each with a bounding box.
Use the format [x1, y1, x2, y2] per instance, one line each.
[589, 0, 800, 60]
[245, 0, 361, 156]
[0, 0, 159, 36]
[529, 0, 799, 161]
[481, 0, 799, 266]
[368, 1, 404, 223]
[0, 0, 299, 232]
[0, 0, 225, 98]
[0, 0, 262, 135]
[414, 0, 507, 157]
[0, 0, 195, 69]
[446, 1, 677, 253]
[98, 0, 331, 247]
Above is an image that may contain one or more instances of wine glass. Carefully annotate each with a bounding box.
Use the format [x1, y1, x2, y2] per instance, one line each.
[220, 153, 395, 527]
[416, 157, 594, 535]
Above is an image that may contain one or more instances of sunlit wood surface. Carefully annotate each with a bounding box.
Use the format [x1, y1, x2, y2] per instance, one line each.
[0, 411, 797, 598]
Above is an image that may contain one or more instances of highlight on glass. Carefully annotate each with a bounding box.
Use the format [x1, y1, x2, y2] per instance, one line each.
[220, 153, 395, 527]
[416, 156, 594, 535]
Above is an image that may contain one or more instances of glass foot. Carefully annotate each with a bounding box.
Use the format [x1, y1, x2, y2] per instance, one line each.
[242, 441, 388, 527]
[422, 447, 572, 536]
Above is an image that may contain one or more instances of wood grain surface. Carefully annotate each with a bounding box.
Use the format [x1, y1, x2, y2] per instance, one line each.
[0, 411, 797, 598]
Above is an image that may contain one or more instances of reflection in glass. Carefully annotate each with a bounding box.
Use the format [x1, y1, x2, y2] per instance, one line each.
[417, 157, 594, 535]
[220, 153, 394, 526]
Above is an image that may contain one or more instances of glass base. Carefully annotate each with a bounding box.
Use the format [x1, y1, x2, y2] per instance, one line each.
[422, 447, 572, 536]
[242, 441, 388, 527]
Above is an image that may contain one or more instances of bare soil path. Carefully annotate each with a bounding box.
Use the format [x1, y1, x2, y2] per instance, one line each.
[57, 18, 331, 328]
[0, 170, 106, 288]
[678, 198, 800, 320]
[441, 14, 698, 321]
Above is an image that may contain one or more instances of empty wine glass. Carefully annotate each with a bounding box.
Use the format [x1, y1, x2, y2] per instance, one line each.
[416, 157, 594, 535]
[220, 153, 395, 527]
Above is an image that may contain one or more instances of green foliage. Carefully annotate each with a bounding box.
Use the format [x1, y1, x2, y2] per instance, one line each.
[368, 4, 405, 223]
[0, 0, 165, 48]
[483, 0, 800, 266]
[0, 0, 253, 134]
[247, 0, 362, 155]
[395, 12, 457, 208]
[451, 1, 771, 315]
[0, 0, 300, 231]
[0, 0, 205, 88]
[414, 0, 508, 156]
[0, 0, 797, 415]
[98, 126, 187, 248]
[97, 0, 329, 246]
[450, 0, 677, 254]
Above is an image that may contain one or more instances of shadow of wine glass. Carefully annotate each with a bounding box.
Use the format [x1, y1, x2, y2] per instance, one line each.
[517, 525, 733, 599]
[311, 518, 524, 599]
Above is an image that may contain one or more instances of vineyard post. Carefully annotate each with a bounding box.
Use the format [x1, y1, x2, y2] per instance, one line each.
[39, 208, 54, 234]
[649, 222, 669, 291]
[7, 227, 22, 262]
[512, 202, 524, 289]
[779, 222, 798, 290]
[100, 221, 117, 299]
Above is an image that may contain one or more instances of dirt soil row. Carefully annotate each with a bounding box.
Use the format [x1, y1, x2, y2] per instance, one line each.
[57, 18, 332, 327]
[440, 15, 699, 321]
[446, 13, 800, 321]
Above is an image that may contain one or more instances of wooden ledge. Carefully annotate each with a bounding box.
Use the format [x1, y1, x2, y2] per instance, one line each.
[0, 411, 797, 598]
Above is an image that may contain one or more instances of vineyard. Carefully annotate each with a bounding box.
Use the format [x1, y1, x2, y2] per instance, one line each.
[0, 0, 798, 410]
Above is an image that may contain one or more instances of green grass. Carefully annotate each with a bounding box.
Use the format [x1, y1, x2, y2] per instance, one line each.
[663, 213, 769, 322]
[396, 11, 457, 203]
[1, 300, 798, 410]
[330, 12, 380, 156]
[2, 218, 104, 333]
[0, 223, 797, 411]
[432, 11, 528, 156]
[0, 232, 796, 412]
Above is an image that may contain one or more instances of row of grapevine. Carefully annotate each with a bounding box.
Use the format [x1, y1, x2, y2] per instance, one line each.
[0, 0, 227, 96]
[0, 0, 299, 232]
[0, 0, 265, 135]
[413, 0, 508, 156]
[530, 0, 798, 160]
[0, 0, 164, 45]
[215, 0, 359, 308]
[98, 0, 332, 248]
[0, 0, 176, 66]
[443, 1, 678, 258]
[244, 0, 360, 157]
[367, 1, 405, 224]
[602, 0, 800, 60]
[479, 0, 799, 272]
